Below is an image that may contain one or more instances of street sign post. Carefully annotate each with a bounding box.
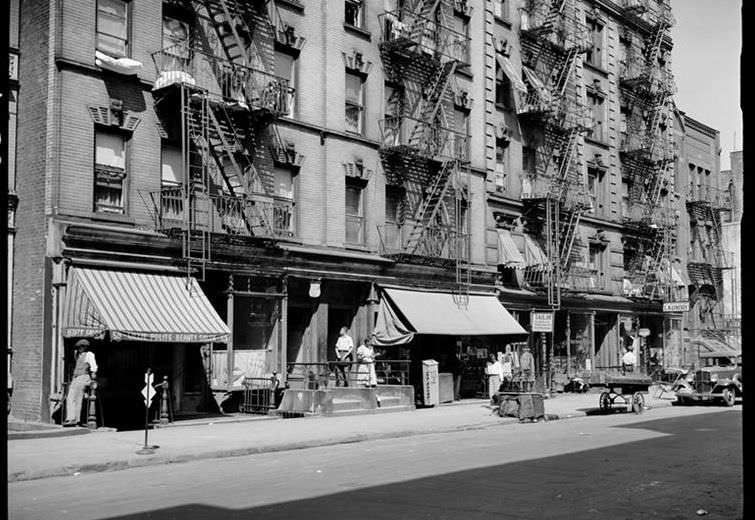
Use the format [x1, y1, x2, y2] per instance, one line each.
[136, 368, 159, 455]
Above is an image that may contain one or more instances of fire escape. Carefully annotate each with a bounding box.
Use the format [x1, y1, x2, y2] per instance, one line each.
[517, 0, 592, 308]
[618, 0, 676, 300]
[377, 0, 472, 306]
[686, 187, 731, 343]
[148, 0, 301, 280]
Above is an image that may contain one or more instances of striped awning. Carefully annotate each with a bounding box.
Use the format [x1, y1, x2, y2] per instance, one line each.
[62, 268, 230, 343]
[496, 55, 527, 93]
[497, 229, 526, 268]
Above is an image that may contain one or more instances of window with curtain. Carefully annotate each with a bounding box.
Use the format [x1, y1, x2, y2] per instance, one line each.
[160, 143, 183, 222]
[493, 0, 509, 20]
[94, 129, 127, 214]
[162, 15, 189, 52]
[345, 180, 364, 243]
[273, 166, 296, 235]
[495, 64, 512, 109]
[97, 0, 129, 57]
[345, 0, 363, 28]
[275, 51, 296, 117]
[384, 186, 403, 251]
[494, 140, 506, 191]
[588, 92, 606, 142]
[345, 71, 364, 134]
[586, 18, 604, 68]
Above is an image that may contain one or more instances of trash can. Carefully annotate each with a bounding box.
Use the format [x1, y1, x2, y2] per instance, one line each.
[421, 359, 439, 406]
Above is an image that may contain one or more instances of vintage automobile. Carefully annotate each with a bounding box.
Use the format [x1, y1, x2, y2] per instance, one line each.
[675, 350, 742, 406]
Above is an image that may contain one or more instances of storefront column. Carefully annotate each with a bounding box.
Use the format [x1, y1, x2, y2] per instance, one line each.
[589, 312, 596, 374]
[226, 274, 235, 392]
[565, 312, 571, 378]
[280, 275, 288, 376]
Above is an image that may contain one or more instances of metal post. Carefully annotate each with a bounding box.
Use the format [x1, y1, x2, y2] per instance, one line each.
[227, 274, 235, 392]
[86, 381, 98, 430]
[160, 376, 170, 426]
[589, 312, 596, 377]
[540, 332, 547, 393]
[566, 311, 571, 378]
[280, 275, 288, 378]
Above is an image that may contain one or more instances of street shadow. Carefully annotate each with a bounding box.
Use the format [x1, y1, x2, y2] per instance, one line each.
[101, 411, 743, 520]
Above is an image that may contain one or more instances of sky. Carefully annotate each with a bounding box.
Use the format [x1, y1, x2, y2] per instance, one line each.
[671, 0, 742, 171]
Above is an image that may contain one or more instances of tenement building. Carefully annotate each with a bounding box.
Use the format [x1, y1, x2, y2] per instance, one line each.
[12, 0, 703, 425]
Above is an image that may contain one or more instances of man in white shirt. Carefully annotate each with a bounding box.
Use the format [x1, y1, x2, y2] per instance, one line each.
[64, 339, 98, 426]
[334, 327, 354, 387]
[622, 345, 636, 374]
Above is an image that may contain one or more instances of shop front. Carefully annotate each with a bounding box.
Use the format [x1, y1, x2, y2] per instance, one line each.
[59, 267, 230, 429]
[372, 285, 529, 403]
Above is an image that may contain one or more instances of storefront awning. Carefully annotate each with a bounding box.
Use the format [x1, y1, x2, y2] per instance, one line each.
[62, 268, 230, 343]
[372, 287, 527, 345]
[523, 234, 550, 270]
[522, 66, 552, 103]
[496, 55, 527, 92]
[497, 229, 526, 268]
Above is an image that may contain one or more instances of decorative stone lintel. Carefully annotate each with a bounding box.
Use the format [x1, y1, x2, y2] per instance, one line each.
[271, 140, 305, 168]
[275, 24, 306, 53]
[88, 101, 142, 131]
[453, 88, 473, 110]
[343, 159, 373, 181]
[453, 0, 472, 18]
[342, 50, 373, 76]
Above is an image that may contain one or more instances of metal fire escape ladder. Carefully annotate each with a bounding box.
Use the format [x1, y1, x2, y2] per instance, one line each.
[405, 159, 456, 254]
[201, 0, 252, 67]
[644, 22, 667, 79]
[181, 87, 212, 282]
[408, 60, 457, 152]
[552, 47, 579, 97]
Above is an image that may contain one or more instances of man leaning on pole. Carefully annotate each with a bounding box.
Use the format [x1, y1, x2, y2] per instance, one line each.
[63, 339, 98, 427]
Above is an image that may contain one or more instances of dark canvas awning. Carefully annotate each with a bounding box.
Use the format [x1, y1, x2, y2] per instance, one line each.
[372, 287, 527, 346]
[496, 55, 527, 92]
[62, 268, 230, 343]
[497, 229, 526, 268]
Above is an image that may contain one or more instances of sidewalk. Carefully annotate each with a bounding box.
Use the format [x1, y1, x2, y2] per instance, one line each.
[8, 389, 676, 483]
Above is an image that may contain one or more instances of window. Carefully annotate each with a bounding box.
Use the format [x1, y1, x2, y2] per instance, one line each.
[454, 109, 468, 159]
[523, 146, 537, 175]
[275, 51, 296, 117]
[588, 243, 605, 288]
[493, 0, 509, 20]
[384, 187, 403, 250]
[273, 166, 296, 235]
[586, 18, 604, 68]
[345, 0, 363, 28]
[588, 93, 606, 142]
[345, 180, 364, 244]
[97, 0, 129, 58]
[161, 144, 183, 187]
[162, 15, 189, 51]
[345, 71, 364, 134]
[621, 179, 631, 217]
[452, 15, 469, 63]
[495, 64, 512, 109]
[494, 140, 506, 191]
[588, 169, 599, 207]
[94, 130, 127, 214]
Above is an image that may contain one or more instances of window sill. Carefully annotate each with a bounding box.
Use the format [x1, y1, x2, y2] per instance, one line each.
[344, 24, 372, 41]
[88, 211, 136, 225]
[495, 102, 511, 112]
[494, 15, 512, 28]
[584, 136, 611, 149]
[583, 61, 609, 77]
[456, 67, 473, 80]
[276, 0, 304, 13]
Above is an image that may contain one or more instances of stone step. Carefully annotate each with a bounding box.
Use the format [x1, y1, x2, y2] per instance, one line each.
[328, 405, 414, 417]
[331, 398, 364, 412]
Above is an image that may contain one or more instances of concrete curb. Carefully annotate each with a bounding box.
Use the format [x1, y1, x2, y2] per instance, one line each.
[8, 399, 676, 483]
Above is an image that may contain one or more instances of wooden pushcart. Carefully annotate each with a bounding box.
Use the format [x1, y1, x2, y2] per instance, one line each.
[598, 375, 652, 414]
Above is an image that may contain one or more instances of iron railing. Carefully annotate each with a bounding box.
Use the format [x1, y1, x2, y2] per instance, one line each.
[377, 222, 469, 259]
[146, 186, 295, 238]
[378, 9, 471, 65]
[379, 115, 470, 161]
[286, 360, 412, 388]
[152, 43, 294, 115]
[240, 376, 280, 414]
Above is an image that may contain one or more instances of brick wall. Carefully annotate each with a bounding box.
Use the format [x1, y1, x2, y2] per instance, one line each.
[12, 0, 51, 421]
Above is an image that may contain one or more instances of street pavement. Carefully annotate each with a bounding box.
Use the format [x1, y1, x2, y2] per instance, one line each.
[9, 407, 742, 520]
[6, 390, 686, 483]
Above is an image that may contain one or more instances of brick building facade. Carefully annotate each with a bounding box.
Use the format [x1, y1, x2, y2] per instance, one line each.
[10, 0, 701, 424]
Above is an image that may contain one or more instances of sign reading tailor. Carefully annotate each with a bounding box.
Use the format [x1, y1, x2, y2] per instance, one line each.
[531, 311, 554, 333]
[663, 301, 690, 313]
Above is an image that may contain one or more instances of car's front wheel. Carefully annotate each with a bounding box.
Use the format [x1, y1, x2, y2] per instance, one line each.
[721, 387, 736, 407]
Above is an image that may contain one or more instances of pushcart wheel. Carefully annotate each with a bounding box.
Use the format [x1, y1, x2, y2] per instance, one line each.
[632, 392, 645, 414]
[599, 392, 611, 412]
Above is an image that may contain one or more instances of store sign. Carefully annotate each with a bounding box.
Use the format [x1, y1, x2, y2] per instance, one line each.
[531, 311, 554, 332]
[663, 301, 690, 313]
[9, 51, 18, 81]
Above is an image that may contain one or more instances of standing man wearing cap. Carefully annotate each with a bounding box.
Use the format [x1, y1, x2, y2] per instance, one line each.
[63, 339, 98, 426]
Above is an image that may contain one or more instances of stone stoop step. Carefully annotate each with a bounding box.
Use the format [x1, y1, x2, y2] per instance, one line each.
[327, 405, 414, 417]
[331, 398, 364, 412]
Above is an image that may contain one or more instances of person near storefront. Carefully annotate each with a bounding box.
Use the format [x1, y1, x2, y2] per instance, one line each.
[485, 353, 503, 401]
[63, 339, 98, 427]
[519, 345, 535, 392]
[334, 327, 354, 387]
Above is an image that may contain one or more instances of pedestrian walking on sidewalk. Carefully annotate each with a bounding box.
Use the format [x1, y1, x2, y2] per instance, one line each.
[519, 345, 535, 392]
[485, 353, 503, 401]
[500, 346, 514, 391]
[334, 327, 354, 387]
[356, 337, 379, 387]
[63, 339, 98, 427]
